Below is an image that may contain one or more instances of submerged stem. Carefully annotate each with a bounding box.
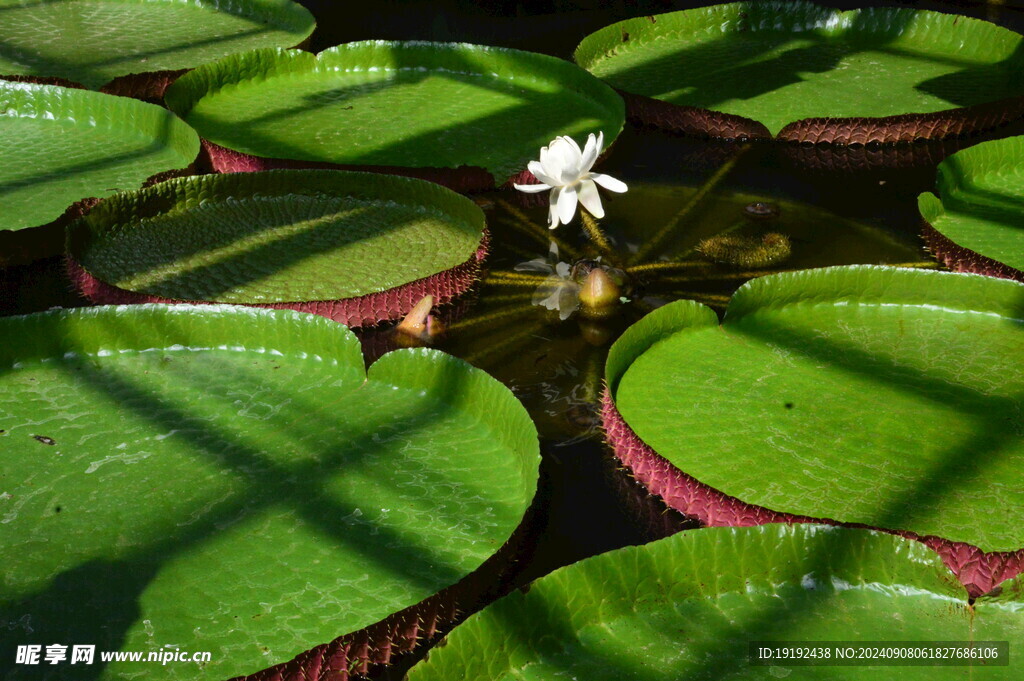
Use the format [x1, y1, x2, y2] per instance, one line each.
[481, 293, 540, 304]
[889, 261, 942, 269]
[462, 321, 546, 367]
[495, 199, 577, 259]
[445, 303, 537, 335]
[650, 260, 939, 287]
[630, 145, 750, 265]
[580, 210, 616, 261]
[485, 271, 551, 285]
[503, 242, 547, 261]
[582, 351, 602, 404]
[669, 292, 732, 306]
[626, 260, 710, 275]
[651, 266, 798, 285]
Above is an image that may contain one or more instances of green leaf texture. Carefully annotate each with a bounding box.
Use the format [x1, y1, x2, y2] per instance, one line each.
[408, 524, 1024, 680]
[0, 0, 315, 89]
[0, 305, 540, 680]
[609, 266, 1024, 552]
[68, 170, 485, 303]
[919, 135, 1024, 272]
[0, 81, 200, 232]
[165, 42, 626, 183]
[575, 2, 1024, 135]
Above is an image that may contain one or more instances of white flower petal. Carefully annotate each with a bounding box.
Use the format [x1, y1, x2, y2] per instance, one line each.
[590, 172, 628, 193]
[533, 276, 570, 308]
[548, 187, 561, 229]
[580, 131, 602, 173]
[527, 160, 560, 187]
[559, 135, 582, 156]
[521, 133, 622, 230]
[577, 179, 604, 219]
[544, 140, 570, 176]
[533, 278, 580, 320]
[556, 283, 581, 320]
[556, 183, 579, 225]
[555, 261, 571, 278]
[515, 258, 554, 274]
[514, 181, 551, 194]
[559, 165, 581, 185]
[539, 145, 561, 180]
[549, 138, 582, 184]
[534, 289, 560, 310]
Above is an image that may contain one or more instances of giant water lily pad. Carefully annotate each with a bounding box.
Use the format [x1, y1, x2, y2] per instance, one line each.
[920, 135, 1024, 281]
[164, 42, 625, 186]
[408, 525, 1023, 681]
[605, 266, 1024, 554]
[575, 2, 1024, 142]
[0, 304, 539, 680]
[0, 81, 199, 233]
[0, 0, 314, 90]
[67, 170, 487, 326]
[448, 185, 923, 442]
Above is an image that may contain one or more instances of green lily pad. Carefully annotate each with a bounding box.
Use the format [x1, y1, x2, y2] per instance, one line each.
[0, 0, 315, 90]
[575, 2, 1024, 137]
[67, 169, 485, 305]
[0, 304, 539, 681]
[920, 135, 1024, 279]
[607, 266, 1024, 553]
[0, 81, 200, 232]
[164, 42, 625, 183]
[408, 524, 1023, 681]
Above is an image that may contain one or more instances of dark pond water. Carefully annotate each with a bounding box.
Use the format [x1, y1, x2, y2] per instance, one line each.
[3, 1, 1024, 679]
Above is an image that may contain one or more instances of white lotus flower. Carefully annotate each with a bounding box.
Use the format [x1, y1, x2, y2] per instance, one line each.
[514, 131, 627, 229]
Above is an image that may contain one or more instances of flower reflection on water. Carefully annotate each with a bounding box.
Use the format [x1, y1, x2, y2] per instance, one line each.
[389, 140, 935, 441]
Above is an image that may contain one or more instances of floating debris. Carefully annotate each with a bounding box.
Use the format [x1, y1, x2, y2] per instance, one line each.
[743, 201, 781, 220]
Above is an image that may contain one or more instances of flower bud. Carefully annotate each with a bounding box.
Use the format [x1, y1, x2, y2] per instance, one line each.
[578, 268, 621, 319]
[396, 295, 445, 345]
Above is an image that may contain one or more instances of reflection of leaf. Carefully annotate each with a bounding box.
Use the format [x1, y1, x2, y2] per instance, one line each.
[608, 265, 1024, 552]
[0, 305, 539, 681]
[409, 525, 1024, 681]
[919, 136, 1024, 276]
[576, 2, 1024, 135]
[165, 42, 625, 182]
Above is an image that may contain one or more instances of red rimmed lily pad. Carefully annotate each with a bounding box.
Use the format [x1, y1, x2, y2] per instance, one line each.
[0, 0, 315, 96]
[0, 304, 540, 680]
[575, 2, 1024, 144]
[66, 170, 488, 327]
[0, 80, 200, 264]
[602, 265, 1024, 596]
[164, 42, 625, 191]
[408, 524, 1024, 681]
[920, 135, 1024, 282]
